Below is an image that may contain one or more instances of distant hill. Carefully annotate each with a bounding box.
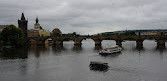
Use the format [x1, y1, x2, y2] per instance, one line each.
[102, 29, 167, 34]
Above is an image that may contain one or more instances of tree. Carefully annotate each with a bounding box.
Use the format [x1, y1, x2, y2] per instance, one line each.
[0, 32, 3, 46]
[52, 32, 61, 36]
[120, 31, 136, 36]
[52, 28, 62, 36]
[72, 32, 76, 35]
[0, 25, 26, 47]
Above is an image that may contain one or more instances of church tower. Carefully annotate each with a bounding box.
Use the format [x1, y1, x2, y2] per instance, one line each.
[18, 13, 28, 37]
[34, 17, 41, 30]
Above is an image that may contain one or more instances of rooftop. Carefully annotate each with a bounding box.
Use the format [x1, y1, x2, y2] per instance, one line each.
[0, 25, 9, 29]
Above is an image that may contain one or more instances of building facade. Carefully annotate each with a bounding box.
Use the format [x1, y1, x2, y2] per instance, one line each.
[34, 17, 41, 30]
[39, 29, 50, 37]
[27, 30, 39, 37]
[27, 17, 50, 37]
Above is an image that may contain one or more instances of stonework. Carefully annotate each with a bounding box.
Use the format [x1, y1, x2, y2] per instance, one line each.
[34, 23, 40, 30]
[18, 13, 28, 37]
[27, 30, 39, 37]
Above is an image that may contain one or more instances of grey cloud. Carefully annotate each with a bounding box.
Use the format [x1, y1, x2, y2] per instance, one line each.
[0, 0, 167, 34]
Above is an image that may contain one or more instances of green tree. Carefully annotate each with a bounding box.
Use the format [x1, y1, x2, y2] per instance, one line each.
[52, 32, 61, 36]
[52, 28, 62, 36]
[0, 32, 3, 46]
[0, 25, 26, 47]
[120, 31, 136, 36]
[72, 32, 76, 35]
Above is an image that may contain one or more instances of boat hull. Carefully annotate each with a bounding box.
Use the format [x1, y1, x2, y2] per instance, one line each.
[99, 51, 121, 55]
[99, 45, 122, 55]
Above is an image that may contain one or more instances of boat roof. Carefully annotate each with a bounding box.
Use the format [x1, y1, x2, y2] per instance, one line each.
[103, 45, 120, 50]
[111, 45, 119, 47]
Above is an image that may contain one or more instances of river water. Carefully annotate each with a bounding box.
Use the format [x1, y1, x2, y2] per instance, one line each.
[0, 40, 167, 81]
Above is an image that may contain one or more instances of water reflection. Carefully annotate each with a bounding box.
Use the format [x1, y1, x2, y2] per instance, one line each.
[156, 45, 166, 54]
[18, 60, 27, 75]
[136, 45, 144, 50]
[94, 45, 102, 51]
[73, 45, 82, 52]
[52, 45, 65, 54]
[1, 40, 167, 81]
[29, 45, 50, 58]
[156, 45, 166, 50]
[134, 46, 144, 53]
[0, 47, 28, 59]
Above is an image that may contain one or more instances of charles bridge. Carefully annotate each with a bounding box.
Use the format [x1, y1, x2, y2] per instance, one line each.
[28, 32, 167, 48]
[16, 13, 167, 48]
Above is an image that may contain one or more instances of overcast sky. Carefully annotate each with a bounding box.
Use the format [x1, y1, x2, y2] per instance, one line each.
[0, 0, 167, 34]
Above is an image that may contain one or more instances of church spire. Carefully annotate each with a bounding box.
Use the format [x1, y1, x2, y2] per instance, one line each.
[36, 16, 39, 23]
[21, 13, 25, 20]
[34, 16, 40, 30]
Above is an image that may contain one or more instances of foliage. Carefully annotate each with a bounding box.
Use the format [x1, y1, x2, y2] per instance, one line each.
[0, 25, 26, 47]
[52, 28, 62, 36]
[101, 33, 115, 36]
[52, 32, 61, 36]
[120, 31, 136, 36]
[64, 32, 80, 36]
[0, 40, 3, 46]
[0, 32, 3, 46]
[72, 32, 76, 35]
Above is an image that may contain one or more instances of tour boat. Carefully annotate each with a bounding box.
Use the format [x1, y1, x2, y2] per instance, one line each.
[99, 45, 122, 55]
[89, 61, 109, 71]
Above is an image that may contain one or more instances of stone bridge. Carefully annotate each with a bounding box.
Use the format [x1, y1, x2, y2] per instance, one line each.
[28, 36, 50, 45]
[28, 33, 167, 48]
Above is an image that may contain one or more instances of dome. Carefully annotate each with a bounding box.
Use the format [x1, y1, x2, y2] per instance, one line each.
[52, 28, 61, 34]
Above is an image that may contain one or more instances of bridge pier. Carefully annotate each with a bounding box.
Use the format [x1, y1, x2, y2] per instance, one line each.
[94, 45, 102, 50]
[157, 40, 166, 48]
[73, 45, 82, 51]
[115, 40, 122, 46]
[74, 40, 82, 45]
[29, 39, 37, 45]
[52, 40, 63, 46]
[29, 36, 50, 45]
[94, 39, 102, 46]
[35, 40, 45, 45]
[56, 41, 63, 45]
[52, 41, 56, 45]
[136, 40, 144, 48]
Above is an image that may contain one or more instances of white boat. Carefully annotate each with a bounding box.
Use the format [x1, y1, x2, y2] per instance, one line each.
[99, 45, 122, 55]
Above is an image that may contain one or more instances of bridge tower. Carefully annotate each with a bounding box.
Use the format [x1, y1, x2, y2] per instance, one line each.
[18, 13, 28, 37]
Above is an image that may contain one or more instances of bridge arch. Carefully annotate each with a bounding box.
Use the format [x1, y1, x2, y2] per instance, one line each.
[28, 36, 51, 45]
[101, 40, 116, 48]
[36, 34, 167, 48]
[81, 38, 94, 47]
[29, 39, 37, 45]
[61, 37, 75, 46]
[44, 37, 52, 44]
